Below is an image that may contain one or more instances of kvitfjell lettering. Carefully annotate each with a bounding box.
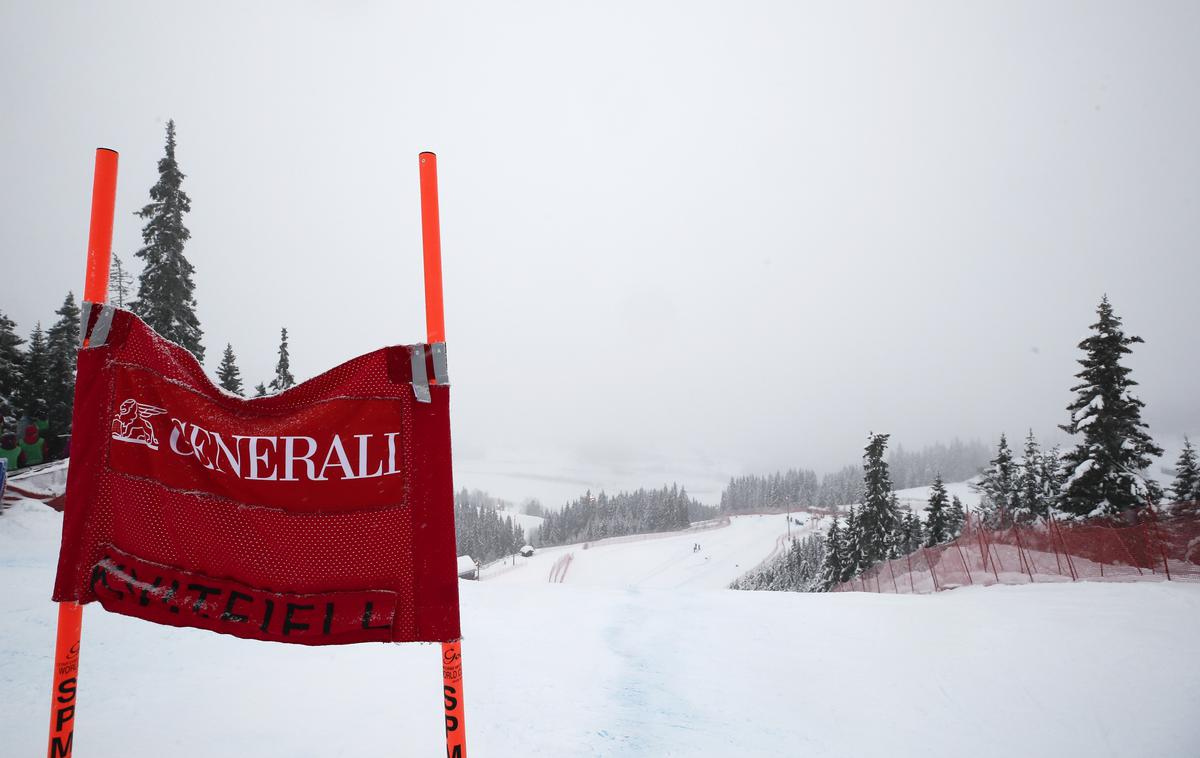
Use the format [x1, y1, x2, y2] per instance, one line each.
[54, 306, 460, 645]
[88, 546, 399, 645]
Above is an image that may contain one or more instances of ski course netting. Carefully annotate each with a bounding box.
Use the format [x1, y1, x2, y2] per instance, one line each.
[834, 502, 1200, 594]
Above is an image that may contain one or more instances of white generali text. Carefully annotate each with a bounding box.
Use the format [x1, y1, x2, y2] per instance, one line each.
[166, 419, 403, 482]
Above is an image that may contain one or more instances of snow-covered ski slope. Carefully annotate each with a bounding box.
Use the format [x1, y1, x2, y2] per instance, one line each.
[485, 480, 977, 591]
[485, 512, 817, 589]
[894, 479, 982, 514]
[496, 506, 545, 537]
[3, 497, 1199, 757]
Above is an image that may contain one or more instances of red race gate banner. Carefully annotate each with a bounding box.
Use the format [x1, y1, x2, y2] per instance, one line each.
[53, 305, 460, 645]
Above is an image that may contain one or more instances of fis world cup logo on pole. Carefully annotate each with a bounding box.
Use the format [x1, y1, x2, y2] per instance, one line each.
[110, 399, 166, 450]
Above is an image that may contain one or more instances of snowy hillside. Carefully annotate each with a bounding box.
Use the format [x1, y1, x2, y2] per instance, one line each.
[486, 513, 815, 589]
[894, 478, 982, 514]
[496, 506, 544, 538]
[3, 496, 1198, 757]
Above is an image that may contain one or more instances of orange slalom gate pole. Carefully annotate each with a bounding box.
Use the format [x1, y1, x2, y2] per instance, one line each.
[83, 149, 118, 306]
[420, 152, 446, 344]
[48, 147, 118, 758]
[419, 151, 468, 758]
[48, 603, 82, 758]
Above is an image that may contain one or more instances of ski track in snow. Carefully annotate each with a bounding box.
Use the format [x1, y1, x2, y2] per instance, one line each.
[600, 589, 711, 754]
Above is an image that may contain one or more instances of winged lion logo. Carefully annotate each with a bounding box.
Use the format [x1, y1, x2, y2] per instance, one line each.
[111, 399, 167, 450]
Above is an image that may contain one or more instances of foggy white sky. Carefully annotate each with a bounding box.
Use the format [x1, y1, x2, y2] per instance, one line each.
[3, 2, 1198, 505]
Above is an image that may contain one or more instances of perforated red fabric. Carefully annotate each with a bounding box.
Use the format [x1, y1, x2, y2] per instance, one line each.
[53, 308, 460, 645]
[834, 507, 1200, 594]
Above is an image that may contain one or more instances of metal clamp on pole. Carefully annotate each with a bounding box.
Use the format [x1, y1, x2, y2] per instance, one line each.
[431, 342, 450, 386]
[410, 345, 432, 403]
[78, 302, 115, 349]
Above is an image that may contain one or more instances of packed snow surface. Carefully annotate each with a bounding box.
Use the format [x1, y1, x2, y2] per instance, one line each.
[3, 498, 1198, 757]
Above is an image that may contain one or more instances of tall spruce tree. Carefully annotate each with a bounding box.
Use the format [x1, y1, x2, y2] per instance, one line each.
[17, 324, 50, 423]
[924, 474, 950, 546]
[131, 119, 204, 362]
[948, 495, 966, 536]
[1059, 296, 1163, 516]
[1039, 445, 1066, 511]
[886, 492, 905, 558]
[45, 293, 81, 439]
[857, 432, 898, 565]
[268, 328, 295, 393]
[1169, 438, 1199, 504]
[216, 344, 244, 396]
[897, 510, 923, 554]
[896, 511, 913, 554]
[819, 518, 845, 590]
[842, 505, 864, 581]
[975, 434, 1017, 525]
[1015, 430, 1045, 521]
[0, 310, 25, 428]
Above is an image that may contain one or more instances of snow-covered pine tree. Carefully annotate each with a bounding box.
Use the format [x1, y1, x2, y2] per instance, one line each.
[0, 311, 25, 429]
[1039, 445, 1066, 511]
[842, 505, 864, 582]
[1059, 296, 1164, 517]
[676, 485, 692, 528]
[975, 434, 1017, 525]
[731, 533, 825, 592]
[268, 327, 295, 393]
[857, 432, 897, 566]
[896, 510, 921, 554]
[253, 383, 267, 398]
[1169, 438, 1199, 505]
[1014, 430, 1045, 521]
[818, 518, 845, 590]
[108, 253, 134, 308]
[16, 324, 50, 422]
[924, 474, 950, 546]
[45, 293, 81, 439]
[131, 119, 204, 362]
[897, 511, 913, 554]
[216, 344, 244, 396]
[948, 495, 966, 537]
[886, 492, 905, 558]
[902, 513, 921, 554]
[908, 510, 925, 552]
